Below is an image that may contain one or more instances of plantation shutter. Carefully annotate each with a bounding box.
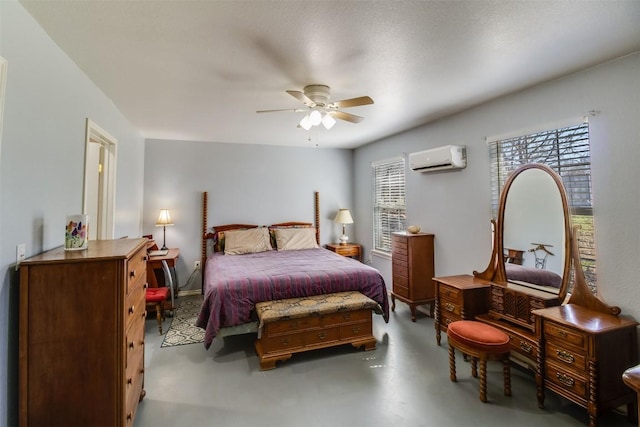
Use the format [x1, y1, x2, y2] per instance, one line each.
[373, 157, 406, 253]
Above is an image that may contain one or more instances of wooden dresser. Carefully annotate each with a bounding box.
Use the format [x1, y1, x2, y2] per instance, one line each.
[19, 238, 148, 427]
[533, 304, 638, 427]
[433, 274, 491, 345]
[391, 232, 435, 321]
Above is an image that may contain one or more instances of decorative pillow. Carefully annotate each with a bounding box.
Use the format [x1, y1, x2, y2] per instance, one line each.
[224, 227, 272, 255]
[274, 227, 319, 251]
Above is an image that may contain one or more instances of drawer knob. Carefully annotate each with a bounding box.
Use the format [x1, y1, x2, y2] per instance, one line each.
[444, 319, 452, 326]
[558, 330, 568, 337]
[130, 269, 136, 278]
[352, 326, 361, 334]
[318, 332, 327, 339]
[443, 289, 450, 296]
[343, 313, 351, 320]
[280, 338, 289, 346]
[127, 377, 133, 385]
[556, 372, 575, 387]
[129, 342, 135, 350]
[127, 412, 132, 420]
[556, 349, 575, 364]
[444, 303, 455, 312]
[519, 341, 533, 353]
[128, 306, 135, 314]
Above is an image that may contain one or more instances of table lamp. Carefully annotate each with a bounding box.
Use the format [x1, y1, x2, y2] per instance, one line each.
[334, 209, 354, 245]
[155, 209, 173, 250]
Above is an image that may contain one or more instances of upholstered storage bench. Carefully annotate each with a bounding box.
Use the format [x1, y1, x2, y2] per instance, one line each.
[255, 291, 379, 370]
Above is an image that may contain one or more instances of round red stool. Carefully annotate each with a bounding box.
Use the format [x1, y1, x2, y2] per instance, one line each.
[447, 320, 511, 402]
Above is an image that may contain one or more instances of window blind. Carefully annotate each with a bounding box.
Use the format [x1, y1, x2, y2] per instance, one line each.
[373, 157, 406, 253]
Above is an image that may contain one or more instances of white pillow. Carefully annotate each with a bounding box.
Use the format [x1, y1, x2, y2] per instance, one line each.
[224, 227, 272, 255]
[274, 228, 319, 251]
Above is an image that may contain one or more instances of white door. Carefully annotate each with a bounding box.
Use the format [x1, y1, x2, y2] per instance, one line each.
[83, 119, 116, 240]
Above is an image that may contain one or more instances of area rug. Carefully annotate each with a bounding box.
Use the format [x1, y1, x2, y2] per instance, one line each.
[161, 295, 205, 348]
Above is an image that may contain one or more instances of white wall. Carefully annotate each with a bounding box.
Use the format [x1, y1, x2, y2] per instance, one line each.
[354, 53, 640, 324]
[0, 1, 146, 424]
[143, 139, 354, 290]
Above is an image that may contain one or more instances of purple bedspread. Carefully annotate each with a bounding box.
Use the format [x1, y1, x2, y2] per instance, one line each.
[195, 248, 389, 349]
[505, 263, 562, 288]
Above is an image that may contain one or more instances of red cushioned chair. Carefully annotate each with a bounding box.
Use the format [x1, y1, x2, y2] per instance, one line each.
[447, 320, 512, 403]
[146, 287, 169, 334]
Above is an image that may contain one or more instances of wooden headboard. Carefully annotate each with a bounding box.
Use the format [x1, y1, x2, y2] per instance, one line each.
[200, 191, 321, 288]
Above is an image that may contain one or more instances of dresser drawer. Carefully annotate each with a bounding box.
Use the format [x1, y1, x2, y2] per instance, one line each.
[393, 281, 409, 298]
[303, 326, 339, 345]
[263, 331, 304, 352]
[545, 342, 587, 372]
[546, 361, 588, 400]
[392, 251, 408, 263]
[324, 309, 370, 325]
[125, 283, 146, 332]
[440, 310, 459, 329]
[125, 353, 144, 427]
[266, 316, 321, 334]
[440, 297, 461, 317]
[392, 258, 408, 269]
[126, 247, 147, 295]
[508, 332, 538, 360]
[438, 284, 461, 302]
[126, 317, 145, 369]
[544, 322, 586, 351]
[339, 320, 372, 339]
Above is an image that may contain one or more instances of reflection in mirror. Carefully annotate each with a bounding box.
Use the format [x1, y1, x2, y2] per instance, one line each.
[502, 167, 565, 294]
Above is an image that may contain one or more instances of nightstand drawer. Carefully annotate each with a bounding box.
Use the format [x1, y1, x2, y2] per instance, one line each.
[336, 245, 360, 257]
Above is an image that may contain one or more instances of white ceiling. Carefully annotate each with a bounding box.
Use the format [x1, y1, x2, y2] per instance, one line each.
[20, 1, 640, 149]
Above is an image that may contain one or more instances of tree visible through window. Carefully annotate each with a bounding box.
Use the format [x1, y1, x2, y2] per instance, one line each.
[489, 122, 596, 292]
[373, 157, 406, 253]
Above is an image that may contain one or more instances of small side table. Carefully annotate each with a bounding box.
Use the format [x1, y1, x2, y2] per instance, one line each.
[325, 243, 362, 262]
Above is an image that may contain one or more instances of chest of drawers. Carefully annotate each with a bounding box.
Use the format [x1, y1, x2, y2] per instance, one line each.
[391, 232, 435, 321]
[19, 238, 148, 427]
[533, 304, 638, 427]
[433, 275, 491, 346]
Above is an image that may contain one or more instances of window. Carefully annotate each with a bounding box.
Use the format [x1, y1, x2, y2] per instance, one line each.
[373, 157, 406, 253]
[489, 122, 596, 291]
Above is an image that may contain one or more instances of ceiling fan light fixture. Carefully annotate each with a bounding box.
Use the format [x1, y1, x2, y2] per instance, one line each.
[309, 109, 323, 126]
[322, 113, 336, 130]
[299, 114, 312, 130]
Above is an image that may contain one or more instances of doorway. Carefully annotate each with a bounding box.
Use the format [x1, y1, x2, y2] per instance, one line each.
[83, 118, 116, 240]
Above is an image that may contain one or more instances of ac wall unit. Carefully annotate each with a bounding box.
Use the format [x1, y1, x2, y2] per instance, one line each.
[409, 145, 467, 172]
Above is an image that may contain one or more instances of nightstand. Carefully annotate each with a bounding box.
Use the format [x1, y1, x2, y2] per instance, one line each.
[325, 243, 362, 262]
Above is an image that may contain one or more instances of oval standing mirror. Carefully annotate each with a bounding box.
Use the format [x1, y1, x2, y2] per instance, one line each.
[499, 164, 570, 296]
[474, 163, 572, 302]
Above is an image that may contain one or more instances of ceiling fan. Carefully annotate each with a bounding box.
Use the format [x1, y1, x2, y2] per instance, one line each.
[257, 84, 374, 130]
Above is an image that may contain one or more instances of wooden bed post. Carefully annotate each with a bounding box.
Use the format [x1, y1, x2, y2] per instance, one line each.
[201, 191, 208, 292]
[315, 191, 320, 245]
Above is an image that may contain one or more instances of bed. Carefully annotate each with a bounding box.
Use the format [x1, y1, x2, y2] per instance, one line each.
[195, 191, 390, 349]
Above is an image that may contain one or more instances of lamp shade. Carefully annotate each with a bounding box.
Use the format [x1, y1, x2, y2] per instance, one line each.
[155, 209, 173, 226]
[334, 209, 353, 224]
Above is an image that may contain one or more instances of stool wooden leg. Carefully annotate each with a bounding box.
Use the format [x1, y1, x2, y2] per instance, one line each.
[479, 359, 487, 403]
[155, 302, 164, 334]
[503, 359, 512, 397]
[471, 357, 478, 378]
[448, 345, 457, 382]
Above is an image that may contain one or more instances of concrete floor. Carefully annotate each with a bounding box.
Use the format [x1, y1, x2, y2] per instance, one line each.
[134, 302, 633, 427]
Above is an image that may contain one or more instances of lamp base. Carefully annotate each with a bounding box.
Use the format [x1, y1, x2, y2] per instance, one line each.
[339, 234, 349, 245]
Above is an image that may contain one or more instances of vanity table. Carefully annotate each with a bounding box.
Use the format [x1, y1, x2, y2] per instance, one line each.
[466, 163, 637, 425]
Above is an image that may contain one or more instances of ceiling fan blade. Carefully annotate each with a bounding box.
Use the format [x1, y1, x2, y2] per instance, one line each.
[331, 111, 364, 123]
[329, 96, 374, 109]
[256, 108, 306, 113]
[286, 90, 315, 107]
